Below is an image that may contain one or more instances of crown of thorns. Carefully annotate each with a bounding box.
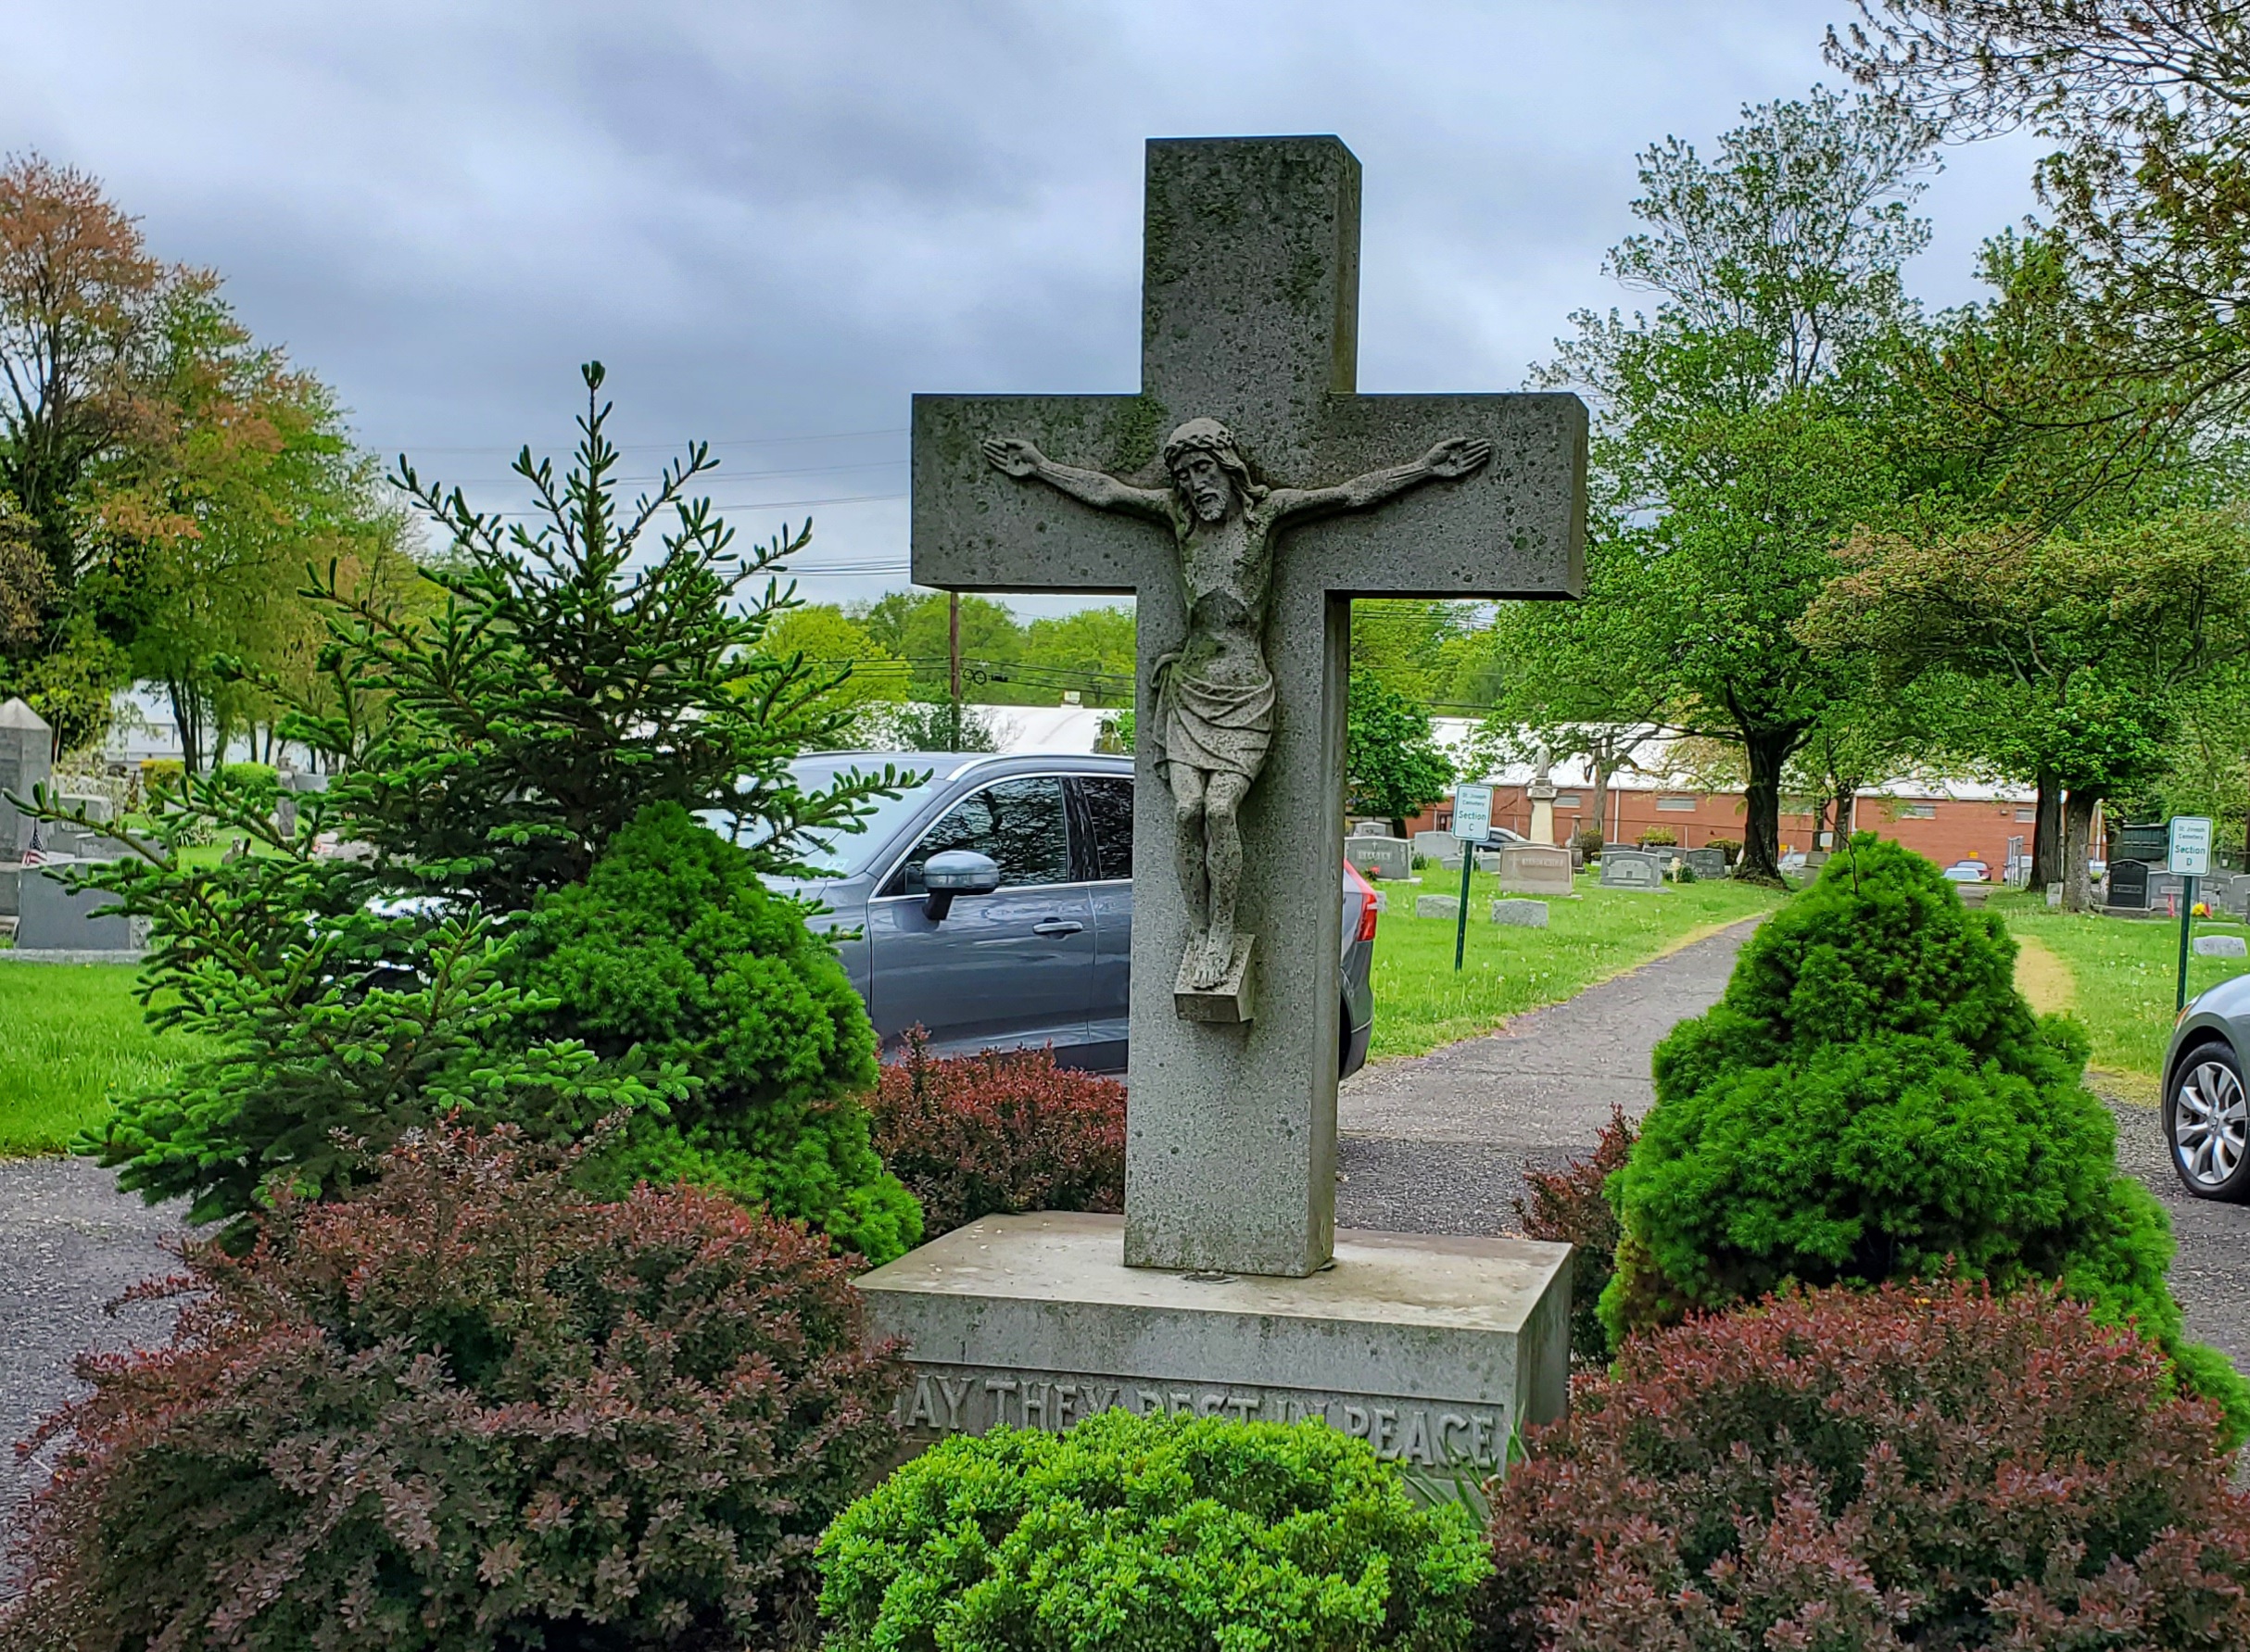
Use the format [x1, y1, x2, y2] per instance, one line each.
[1160, 418, 1245, 472]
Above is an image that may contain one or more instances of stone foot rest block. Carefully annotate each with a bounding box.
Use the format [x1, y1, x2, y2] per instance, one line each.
[1414, 895, 1460, 920]
[855, 1212, 1573, 1478]
[1173, 933, 1254, 1023]
[1490, 899, 1548, 928]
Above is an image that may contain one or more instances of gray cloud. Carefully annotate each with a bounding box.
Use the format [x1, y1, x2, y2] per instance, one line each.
[4, 0, 2044, 613]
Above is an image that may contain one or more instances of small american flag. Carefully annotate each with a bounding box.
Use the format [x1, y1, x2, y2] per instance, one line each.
[19, 821, 44, 867]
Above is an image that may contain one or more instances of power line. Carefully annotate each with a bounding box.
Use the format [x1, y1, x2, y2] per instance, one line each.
[402, 458, 904, 487]
[371, 424, 907, 457]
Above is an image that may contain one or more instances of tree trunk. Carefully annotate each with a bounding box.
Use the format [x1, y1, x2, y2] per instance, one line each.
[1835, 785, 1857, 842]
[168, 679, 204, 776]
[2062, 789, 2101, 913]
[1589, 756, 1612, 850]
[2030, 773, 2063, 889]
[1738, 729, 1793, 883]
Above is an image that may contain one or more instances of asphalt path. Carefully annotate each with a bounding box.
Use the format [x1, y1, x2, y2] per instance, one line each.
[3, 916, 2245, 1521]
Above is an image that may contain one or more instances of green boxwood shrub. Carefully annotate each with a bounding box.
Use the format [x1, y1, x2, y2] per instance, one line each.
[526, 801, 921, 1264]
[1602, 833, 2248, 1435]
[216, 761, 279, 816]
[817, 1410, 1491, 1652]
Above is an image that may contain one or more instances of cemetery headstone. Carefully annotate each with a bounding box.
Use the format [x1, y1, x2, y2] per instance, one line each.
[1414, 894, 1460, 920]
[0, 698, 52, 861]
[1411, 829, 1455, 865]
[1497, 841, 1574, 897]
[14, 864, 147, 953]
[1599, 848, 1664, 890]
[1490, 898, 1548, 928]
[1343, 833, 1411, 881]
[2224, 874, 2250, 919]
[1683, 847, 1726, 881]
[2046, 881, 2064, 909]
[2193, 934, 2248, 958]
[2150, 870, 2187, 910]
[861, 135, 1578, 1476]
[1350, 819, 1390, 837]
[2106, 861, 2151, 912]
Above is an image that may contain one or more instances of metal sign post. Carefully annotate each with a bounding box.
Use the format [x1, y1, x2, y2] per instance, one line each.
[1451, 783, 1494, 973]
[2170, 815, 2213, 1012]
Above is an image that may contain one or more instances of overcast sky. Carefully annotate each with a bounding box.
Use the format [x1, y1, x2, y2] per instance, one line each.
[6, 0, 2047, 615]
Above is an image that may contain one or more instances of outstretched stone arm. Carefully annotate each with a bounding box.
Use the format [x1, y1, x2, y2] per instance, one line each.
[1270, 435, 1492, 524]
[983, 437, 1173, 523]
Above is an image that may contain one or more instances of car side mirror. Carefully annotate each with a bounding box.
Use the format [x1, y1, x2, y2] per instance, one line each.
[922, 850, 1001, 921]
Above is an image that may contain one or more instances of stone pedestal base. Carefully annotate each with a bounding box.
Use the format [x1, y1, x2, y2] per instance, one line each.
[854, 1213, 1573, 1479]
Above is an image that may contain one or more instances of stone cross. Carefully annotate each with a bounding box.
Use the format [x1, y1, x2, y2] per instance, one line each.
[912, 137, 1585, 1277]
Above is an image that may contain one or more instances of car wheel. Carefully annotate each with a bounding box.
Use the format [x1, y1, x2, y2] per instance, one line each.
[2167, 1041, 2250, 1201]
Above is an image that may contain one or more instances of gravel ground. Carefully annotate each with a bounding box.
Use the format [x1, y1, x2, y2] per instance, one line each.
[4, 917, 2245, 1518]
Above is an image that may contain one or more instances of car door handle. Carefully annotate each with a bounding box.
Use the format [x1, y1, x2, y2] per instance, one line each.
[1031, 917, 1085, 937]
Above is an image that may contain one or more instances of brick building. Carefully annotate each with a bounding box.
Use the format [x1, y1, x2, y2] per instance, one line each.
[1406, 727, 2054, 876]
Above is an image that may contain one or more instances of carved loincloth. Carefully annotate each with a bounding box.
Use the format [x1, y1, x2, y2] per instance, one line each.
[1151, 659, 1276, 783]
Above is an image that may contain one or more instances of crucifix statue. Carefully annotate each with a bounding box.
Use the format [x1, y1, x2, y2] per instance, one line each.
[982, 420, 1491, 989]
[912, 136, 1585, 1276]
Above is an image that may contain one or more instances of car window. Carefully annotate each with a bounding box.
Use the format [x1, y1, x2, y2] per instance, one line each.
[1076, 776, 1133, 881]
[885, 776, 1070, 895]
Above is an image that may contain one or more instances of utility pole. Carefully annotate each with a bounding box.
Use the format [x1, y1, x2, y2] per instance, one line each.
[949, 590, 963, 750]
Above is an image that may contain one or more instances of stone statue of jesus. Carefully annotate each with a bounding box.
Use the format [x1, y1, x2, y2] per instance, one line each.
[984, 418, 1491, 989]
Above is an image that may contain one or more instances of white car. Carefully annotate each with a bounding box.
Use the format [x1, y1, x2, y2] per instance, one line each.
[1942, 861, 1991, 884]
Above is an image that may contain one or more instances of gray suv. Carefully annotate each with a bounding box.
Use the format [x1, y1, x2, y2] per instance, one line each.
[752, 751, 1378, 1078]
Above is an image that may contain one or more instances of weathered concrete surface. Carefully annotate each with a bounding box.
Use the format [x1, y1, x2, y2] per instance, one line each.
[855, 1211, 1570, 1473]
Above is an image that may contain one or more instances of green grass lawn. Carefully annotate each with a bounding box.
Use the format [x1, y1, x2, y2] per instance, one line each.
[0, 965, 200, 1155]
[1365, 870, 1780, 1062]
[1983, 889, 2250, 1097]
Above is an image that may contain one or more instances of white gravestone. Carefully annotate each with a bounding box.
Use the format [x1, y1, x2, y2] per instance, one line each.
[2193, 934, 2248, 958]
[1414, 894, 1460, 920]
[1490, 899, 1548, 928]
[863, 134, 1581, 1474]
[1411, 829, 1456, 864]
[1497, 842, 1574, 897]
[1599, 848, 1665, 890]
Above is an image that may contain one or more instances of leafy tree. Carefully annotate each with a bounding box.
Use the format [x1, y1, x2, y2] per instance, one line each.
[1023, 602, 1135, 706]
[1801, 510, 2250, 906]
[0, 153, 166, 596]
[99, 282, 410, 769]
[1831, 1, 2250, 448]
[764, 601, 907, 708]
[1345, 671, 1454, 832]
[853, 698, 1005, 752]
[1534, 90, 1940, 880]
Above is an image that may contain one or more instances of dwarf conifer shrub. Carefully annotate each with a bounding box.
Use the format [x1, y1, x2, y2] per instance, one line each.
[867, 1028, 1125, 1238]
[0, 1126, 907, 1652]
[1601, 834, 2245, 1431]
[817, 1410, 1491, 1652]
[1481, 1281, 2250, 1651]
[526, 801, 921, 1264]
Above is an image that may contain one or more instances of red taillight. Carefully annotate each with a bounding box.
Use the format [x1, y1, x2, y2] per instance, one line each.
[1343, 857, 1380, 943]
